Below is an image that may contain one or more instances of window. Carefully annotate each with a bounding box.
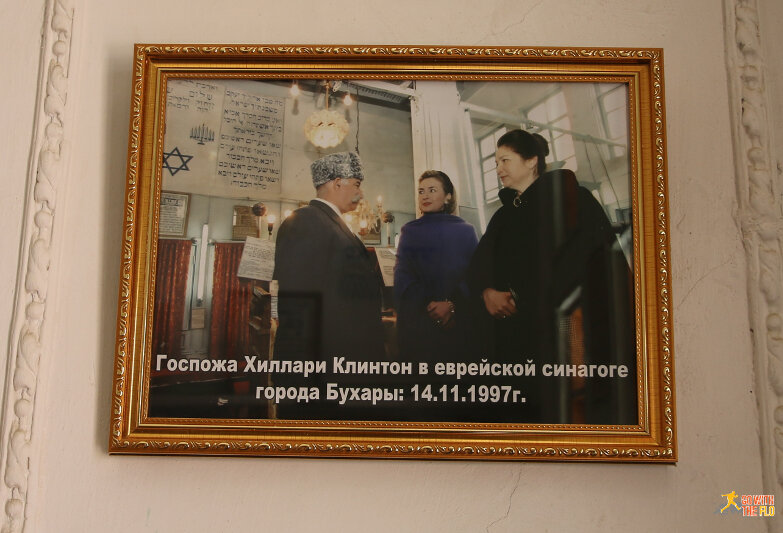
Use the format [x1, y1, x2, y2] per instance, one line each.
[596, 84, 628, 158]
[477, 126, 507, 202]
[526, 90, 577, 172]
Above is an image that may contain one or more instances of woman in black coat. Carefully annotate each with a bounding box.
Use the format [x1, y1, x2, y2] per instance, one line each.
[469, 129, 636, 424]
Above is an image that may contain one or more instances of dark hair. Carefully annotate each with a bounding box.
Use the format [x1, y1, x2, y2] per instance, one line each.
[419, 170, 456, 214]
[497, 129, 549, 177]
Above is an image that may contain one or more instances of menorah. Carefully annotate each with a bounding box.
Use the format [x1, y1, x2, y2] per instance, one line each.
[189, 123, 215, 144]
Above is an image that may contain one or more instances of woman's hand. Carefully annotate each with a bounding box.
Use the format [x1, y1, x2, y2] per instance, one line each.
[482, 288, 517, 319]
[427, 301, 455, 328]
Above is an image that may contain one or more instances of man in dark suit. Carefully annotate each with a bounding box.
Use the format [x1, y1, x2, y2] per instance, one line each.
[272, 152, 386, 419]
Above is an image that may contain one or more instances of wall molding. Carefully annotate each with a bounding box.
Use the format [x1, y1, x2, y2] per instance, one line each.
[0, 1, 73, 531]
[725, 0, 782, 522]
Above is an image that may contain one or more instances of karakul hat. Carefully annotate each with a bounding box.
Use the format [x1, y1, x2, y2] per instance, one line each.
[311, 152, 364, 188]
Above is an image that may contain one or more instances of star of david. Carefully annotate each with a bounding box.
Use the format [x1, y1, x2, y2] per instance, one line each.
[162, 147, 193, 176]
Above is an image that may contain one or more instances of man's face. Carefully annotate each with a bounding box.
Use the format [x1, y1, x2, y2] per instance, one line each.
[333, 177, 363, 213]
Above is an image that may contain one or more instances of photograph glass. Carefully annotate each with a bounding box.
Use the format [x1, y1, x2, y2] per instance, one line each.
[111, 45, 674, 462]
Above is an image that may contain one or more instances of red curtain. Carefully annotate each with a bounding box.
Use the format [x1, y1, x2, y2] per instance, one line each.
[152, 239, 192, 359]
[209, 242, 252, 361]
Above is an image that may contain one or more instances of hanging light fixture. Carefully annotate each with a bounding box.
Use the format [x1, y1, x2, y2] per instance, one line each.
[304, 81, 350, 149]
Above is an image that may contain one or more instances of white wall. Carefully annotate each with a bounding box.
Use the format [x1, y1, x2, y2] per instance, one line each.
[0, 0, 771, 532]
[0, 2, 47, 393]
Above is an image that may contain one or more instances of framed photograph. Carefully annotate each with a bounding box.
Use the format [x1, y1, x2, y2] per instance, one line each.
[110, 44, 675, 462]
[158, 191, 190, 237]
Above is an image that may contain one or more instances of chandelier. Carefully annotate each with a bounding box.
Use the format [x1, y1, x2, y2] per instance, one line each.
[303, 81, 350, 149]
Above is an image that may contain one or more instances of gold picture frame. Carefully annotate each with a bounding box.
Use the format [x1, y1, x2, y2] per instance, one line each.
[110, 44, 675, 462]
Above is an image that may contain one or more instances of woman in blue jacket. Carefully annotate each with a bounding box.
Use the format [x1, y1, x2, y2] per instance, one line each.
[394, 170, 479, 364]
